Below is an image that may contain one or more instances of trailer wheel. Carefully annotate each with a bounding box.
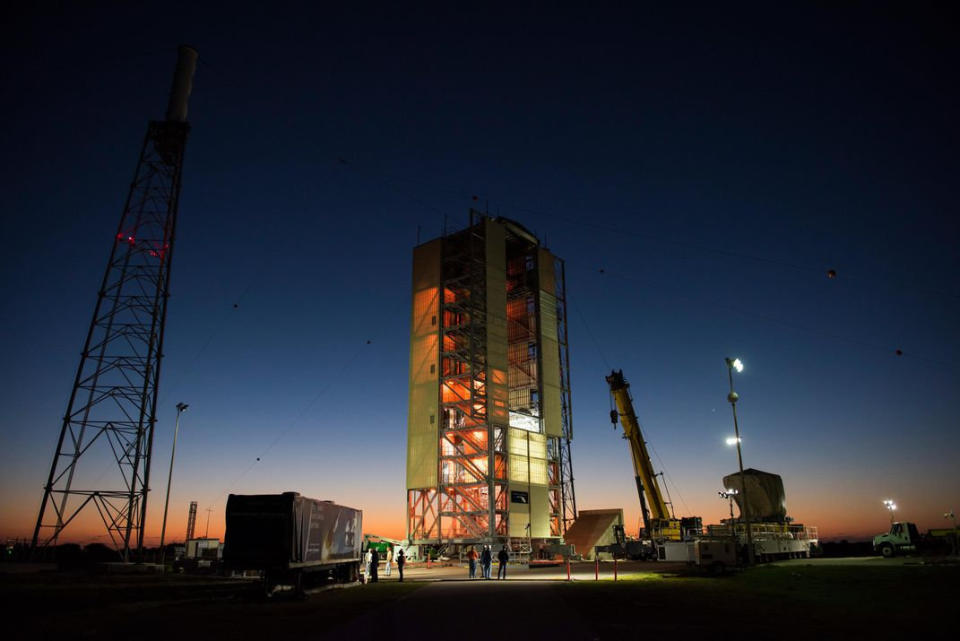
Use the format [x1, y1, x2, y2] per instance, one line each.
[879, 543, 895, 558]
[294, 570, 307, 600]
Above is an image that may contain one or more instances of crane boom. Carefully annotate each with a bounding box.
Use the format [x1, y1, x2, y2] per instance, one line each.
[606, 369, 681, 541]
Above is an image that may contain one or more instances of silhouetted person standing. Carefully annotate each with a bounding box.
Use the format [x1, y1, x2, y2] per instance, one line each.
[497, 546, 509, 579]
[384, 545, 393, 576]
[467, 546, 478, 578]
[370, 547, 380, 583]
[396, 548, 405, 582]
[481, 545, 492, 579]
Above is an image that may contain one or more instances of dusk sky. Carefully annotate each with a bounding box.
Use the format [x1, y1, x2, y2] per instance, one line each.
[1, 4, 957, 546]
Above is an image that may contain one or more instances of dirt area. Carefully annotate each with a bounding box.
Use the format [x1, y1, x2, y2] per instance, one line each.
[2, 559, 956, 640]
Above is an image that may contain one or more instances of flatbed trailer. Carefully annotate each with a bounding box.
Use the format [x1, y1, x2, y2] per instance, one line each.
[705, 522, 819, 562]
[223, 492, 362, 593]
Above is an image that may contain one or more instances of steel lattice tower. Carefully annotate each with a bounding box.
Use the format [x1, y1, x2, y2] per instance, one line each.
[185, 501, 198, 541]
[32, 47, 197, 560]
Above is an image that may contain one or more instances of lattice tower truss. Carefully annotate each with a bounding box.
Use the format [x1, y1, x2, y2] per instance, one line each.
[186, 501, 198, 541]
[555, 260, 577, 532]
[32, 47, 196, 559]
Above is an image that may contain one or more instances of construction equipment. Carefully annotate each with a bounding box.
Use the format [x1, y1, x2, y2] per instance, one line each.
[606, 370, 687, 542]
[873, 522, 920, 557]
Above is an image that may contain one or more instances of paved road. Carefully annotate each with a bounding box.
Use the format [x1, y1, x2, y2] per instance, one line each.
[374, 559, 691, 582]
[768, 555, 932, 567]
[334, 579, 596, 641]
[334, 556, 946, 640]
[385, 555, 934, 580]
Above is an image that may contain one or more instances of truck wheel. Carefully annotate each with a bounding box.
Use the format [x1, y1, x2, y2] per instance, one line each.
[879, 543, 895, 558]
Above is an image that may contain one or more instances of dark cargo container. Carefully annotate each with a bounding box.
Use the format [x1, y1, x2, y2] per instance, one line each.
[722, 469, 788, 522]
[224, 492, 362, 590]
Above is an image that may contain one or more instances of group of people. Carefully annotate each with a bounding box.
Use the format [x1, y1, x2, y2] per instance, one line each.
[466, 545, 510, 580]
[364, 545, 405, 583]
[364, 543, 514, 584]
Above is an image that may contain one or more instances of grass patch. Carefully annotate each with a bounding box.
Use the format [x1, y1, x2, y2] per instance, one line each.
[557, 563, 959, 638]
[4, 573, 423, 640]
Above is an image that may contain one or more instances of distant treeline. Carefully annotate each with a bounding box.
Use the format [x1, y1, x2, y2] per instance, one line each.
[819, 540, 874, 557]
[3, 541, 179, 565]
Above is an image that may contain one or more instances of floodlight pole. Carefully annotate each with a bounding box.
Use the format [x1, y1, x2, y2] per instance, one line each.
[159, 402, 188, 567]
[947, 510, 958, 556]
[883, 499, 896, 525]
[726, 359, 754, 565]
[719, 490, 737, 521]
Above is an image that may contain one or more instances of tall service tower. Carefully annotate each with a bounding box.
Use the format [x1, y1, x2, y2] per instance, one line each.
[407, 212, 576, 550]
[32, 47, 197, 559]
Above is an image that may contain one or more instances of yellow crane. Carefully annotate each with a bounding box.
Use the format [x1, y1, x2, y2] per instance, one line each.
[606, 369, 682, 541]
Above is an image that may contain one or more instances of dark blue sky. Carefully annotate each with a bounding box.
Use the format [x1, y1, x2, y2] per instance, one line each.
[1, 3, 957, 541]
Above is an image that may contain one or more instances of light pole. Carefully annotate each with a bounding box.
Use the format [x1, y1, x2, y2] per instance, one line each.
[159, 402, 188, 566]
[883, 499, 896, 525]
[945, 510, 958, 556]
[719, 489, 738, 522]
[725, 357, 754, 565]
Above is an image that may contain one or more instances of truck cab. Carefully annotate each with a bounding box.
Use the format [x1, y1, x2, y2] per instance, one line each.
[873, 521, 920, 557]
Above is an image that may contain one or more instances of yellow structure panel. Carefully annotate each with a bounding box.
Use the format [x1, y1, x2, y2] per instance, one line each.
[407, 240, 441, 490]
[509, 509, 530, 537]
[529, 486, 551, 538]
[539, 290, 562, 437]
[412, 238, 441, 289]
[509, 454, 529, 483]
[508, 429, 548, 485]
[537, 247, 556, 295]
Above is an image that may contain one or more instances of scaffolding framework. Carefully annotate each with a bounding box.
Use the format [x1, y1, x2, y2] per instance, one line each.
[436, 211, 506, 541]
[555, 259, 577, 532]
[31, 117, 189, 559]
[408, 212, 576, 548]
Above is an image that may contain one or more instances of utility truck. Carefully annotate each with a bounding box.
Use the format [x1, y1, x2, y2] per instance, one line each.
[873, 522, 920, 557]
